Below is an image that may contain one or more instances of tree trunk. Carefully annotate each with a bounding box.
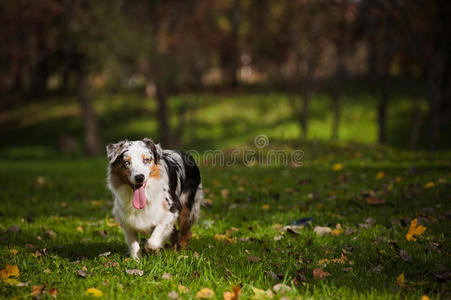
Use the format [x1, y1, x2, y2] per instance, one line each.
[409, 98, 423, 150]
[156, 85, 172, 147]
[77, 71, 102, 156]
[331, 89, 340, 140]
[300, 89, 310, 139]
[378, 85, 389, 145]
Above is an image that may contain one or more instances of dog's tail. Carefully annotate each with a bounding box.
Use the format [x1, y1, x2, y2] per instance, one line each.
[190, 183, 203, 225]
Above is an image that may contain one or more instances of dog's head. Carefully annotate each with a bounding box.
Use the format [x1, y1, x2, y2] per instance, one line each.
[107, 138, 162, 208]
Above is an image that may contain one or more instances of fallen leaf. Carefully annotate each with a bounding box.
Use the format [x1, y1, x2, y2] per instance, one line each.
[46, 230, 57, 238]
[178, 285, 189, 293]
[214, 234, 235, 243]
[273, 283, 291, 294]
[162, 272, 173, 280]
[48, 287, 58, 298]
[261, 204, 270, 211]
[399, 250, 412, 262]
[168, 291, 179, 299]
[365, 195, 386, 205]
[333, 163, 343, 171]
[78, 269, 87, 278]
[343, 267, 353, 273]
[396, 273, 406, 287]
[85, 288, 103, 297]
[16, 280, 30, 287]
[406, 218, 426, 241]
[44, 268, 51, 274]
[421, 296, 430, 300]
[9, 249, 18, 255]
[331, 224, 343, 236]
[376, 171, 385, 179]
[251, 287, 273, 299]
[125, 269, 144, 276]
[30, 285, 45, 296]
[314, 226, 332, 236]
[424, 182, 435, 189]
[6, 225, 20, 233]
[221, 189, 230, 198]
[248, 255, 261, 263]
[76, 226, 84, 232]
[313, 268, 331, 279]
[196, 288, 214, 298]
[1, 264, 19, 279]
[3, 278, 19, 285]
[223, 286, 241, 300]
[98, 251, 111, 257]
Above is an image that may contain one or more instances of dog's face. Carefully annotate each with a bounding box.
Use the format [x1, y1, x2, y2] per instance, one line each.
[107, 138, 162, 190]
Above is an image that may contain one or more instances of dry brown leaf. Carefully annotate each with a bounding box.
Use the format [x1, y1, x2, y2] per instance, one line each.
[162, 272, 173, 280]
[273, 283, 291, 294]
[168, 291, 179, 299]
[248, 255, 261, 263]
[331, 224, 343, 236]
[48, 287, 58, 298]
[30, 285, 45, 297]
[313, 268, 331, 279]
[125, 269, 144, 276]
[314, 226, 332, 236]
[365, 195, 386, 205]
[223, 286, 241, 300]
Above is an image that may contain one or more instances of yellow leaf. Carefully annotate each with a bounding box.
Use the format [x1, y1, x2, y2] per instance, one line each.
[178, 285, 189, 293]
[424, 182, 435, 189]
[48, 287, 58, 298]
[85, 288, 103, 297]
[3, 278, 19, 285]
[76, 226, 84, 232]
[9, 249, 18, 255]
[406, 218, 426, 241]
[332, 163, 343, 171]
[251, 287, 273, 299]
[376, 171, 385, 179]
[261, 204, 270, 211]
[396, 273, 406, 287]
[421, 296, 430, 300]
[1, 264, 19, 279]
[331, 224, 343, 236]
[214, 234, 235, 243]
[196, 288, 214, 298]
[221, 189, 230, 198]
[395, 177, 402, 183]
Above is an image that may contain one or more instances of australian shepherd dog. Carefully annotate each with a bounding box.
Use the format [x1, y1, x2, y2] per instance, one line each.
[106, 138, 202, 260]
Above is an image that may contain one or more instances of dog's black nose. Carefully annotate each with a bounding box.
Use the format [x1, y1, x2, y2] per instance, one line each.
[134, 174, 145, 183]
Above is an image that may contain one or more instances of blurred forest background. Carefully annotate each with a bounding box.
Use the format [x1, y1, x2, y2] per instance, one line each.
[1, 0, 450, 157]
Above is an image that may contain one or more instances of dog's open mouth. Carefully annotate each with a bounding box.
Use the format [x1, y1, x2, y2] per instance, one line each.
[128, 180, 146, 210]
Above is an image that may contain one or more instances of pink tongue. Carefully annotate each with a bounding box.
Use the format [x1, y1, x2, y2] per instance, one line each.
[132, 185, 146, 209]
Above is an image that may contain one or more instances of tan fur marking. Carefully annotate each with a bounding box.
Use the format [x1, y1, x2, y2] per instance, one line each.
[149, 163, 160, 179]
[162, 201, 167, 211]
[178, 207, 192, 249]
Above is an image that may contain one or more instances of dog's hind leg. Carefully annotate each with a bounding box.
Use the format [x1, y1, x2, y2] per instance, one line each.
[178, 206, 192, 249]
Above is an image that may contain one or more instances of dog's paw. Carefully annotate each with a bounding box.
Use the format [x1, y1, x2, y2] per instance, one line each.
[144, 240, 162, 254]
[130, 249, 142, 261]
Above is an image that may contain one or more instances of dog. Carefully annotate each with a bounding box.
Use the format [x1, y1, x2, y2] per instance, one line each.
[106, 138, 202, 260]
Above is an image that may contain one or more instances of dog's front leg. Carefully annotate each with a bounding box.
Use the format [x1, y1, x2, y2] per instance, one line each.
[145, 212, 178, 252]
[122, 226, 141, 260]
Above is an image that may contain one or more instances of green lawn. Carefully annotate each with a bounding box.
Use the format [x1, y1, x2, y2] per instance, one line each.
[0, 92, 450, 298]
[0, 145, 450, 299]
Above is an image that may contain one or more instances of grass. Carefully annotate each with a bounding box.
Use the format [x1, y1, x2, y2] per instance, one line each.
[0, 145, 450, 299]
[0, 91, 450, 298]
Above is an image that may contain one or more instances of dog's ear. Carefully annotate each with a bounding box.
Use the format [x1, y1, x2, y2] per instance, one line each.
[143, 138, 162, 163]
[106, 140, 127, 164]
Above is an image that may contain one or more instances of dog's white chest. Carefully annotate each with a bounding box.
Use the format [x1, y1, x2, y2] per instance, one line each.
[112, 184, 168, 233]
